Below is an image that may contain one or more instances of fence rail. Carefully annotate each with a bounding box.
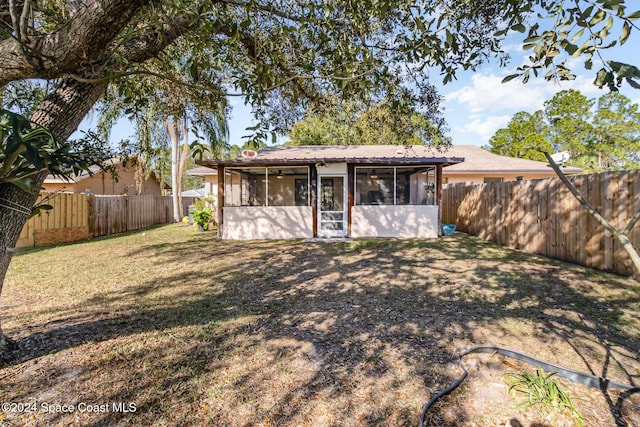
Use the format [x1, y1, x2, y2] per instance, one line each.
[17, 194, 196, 248]
[442, 170, 640, 277]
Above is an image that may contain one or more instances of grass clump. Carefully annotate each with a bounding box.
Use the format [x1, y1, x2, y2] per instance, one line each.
[505, 366, 586, 426]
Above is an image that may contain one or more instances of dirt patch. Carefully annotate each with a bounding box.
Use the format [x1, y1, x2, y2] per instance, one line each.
[1, 225, 638, 426]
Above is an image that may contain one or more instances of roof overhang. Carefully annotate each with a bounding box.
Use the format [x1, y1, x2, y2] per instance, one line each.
[198, 157, 464, 168]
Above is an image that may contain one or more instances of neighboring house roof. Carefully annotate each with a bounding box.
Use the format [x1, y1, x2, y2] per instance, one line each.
[186, 166, 218, 176]
[442, 145, 582, 175]
[198, 145, 464, 167]
[181, 188, 206, 197]
[43, 157, 126, 184]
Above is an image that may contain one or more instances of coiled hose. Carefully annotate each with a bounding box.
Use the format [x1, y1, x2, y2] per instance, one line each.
[419, 345, 640, 427]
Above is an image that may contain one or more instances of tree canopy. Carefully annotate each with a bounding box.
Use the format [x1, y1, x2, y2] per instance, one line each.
[485, 89, 640, 171]
[287, 101, 450, 146]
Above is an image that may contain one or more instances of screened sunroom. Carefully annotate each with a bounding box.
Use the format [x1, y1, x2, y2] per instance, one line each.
[198, 145, 463, 240]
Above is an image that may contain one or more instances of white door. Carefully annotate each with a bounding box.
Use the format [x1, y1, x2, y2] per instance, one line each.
[318, 175, 347, 237]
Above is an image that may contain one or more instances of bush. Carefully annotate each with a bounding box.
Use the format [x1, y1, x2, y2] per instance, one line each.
[193, 206, 213, 231]
[192, 197, 215, 231]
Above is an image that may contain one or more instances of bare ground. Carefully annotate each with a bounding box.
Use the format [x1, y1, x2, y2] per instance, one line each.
[0, 224, 638, 426]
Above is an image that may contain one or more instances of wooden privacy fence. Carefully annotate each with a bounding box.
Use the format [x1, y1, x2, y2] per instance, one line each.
[442, 170, 640, 277]
[17, 194, 196, 248]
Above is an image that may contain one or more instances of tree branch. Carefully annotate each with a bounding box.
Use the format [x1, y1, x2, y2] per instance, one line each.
[0, 0, 151, 85]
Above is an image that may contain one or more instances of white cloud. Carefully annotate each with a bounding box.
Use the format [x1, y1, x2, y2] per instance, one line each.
[456, 114, 512, 145]
[446, 73, 549, 114]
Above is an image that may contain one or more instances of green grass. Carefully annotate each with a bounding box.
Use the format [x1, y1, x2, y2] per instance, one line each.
[1, 224, 639, 426]
[506, 367, 586, 426]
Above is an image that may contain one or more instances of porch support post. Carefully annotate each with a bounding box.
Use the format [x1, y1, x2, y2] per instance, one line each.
[347, 163, 354, 237]
[310, 164, 318, 237]
[217, 166, 224, 238]
[436, 164, 443, 236]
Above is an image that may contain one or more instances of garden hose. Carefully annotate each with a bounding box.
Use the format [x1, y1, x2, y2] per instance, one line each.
[418, 345, 640, 427]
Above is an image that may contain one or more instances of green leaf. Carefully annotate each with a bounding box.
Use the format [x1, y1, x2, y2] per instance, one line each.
[501, 74, 520, 83]
[571, 28, 585, 42]
[627, 78, 640, 89]
[589, 10, 606, 26]
[620, 21, 631, 44]
[624, 10, 640, 20]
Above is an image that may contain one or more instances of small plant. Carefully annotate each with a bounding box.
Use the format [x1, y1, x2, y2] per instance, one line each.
[505, 366, 585, 426]
[193, 206, 213, 231]
[191, 196, 216, 231]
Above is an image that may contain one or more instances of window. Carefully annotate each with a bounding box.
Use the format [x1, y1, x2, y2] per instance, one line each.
[483, 177, 504, 183]
[355, 166, 437, 205]
[224, 167, 309, 207]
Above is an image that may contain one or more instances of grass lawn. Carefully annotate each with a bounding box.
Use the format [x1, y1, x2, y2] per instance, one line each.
[1, 224, 639, 426]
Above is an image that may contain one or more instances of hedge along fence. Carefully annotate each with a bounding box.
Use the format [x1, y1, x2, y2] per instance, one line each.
[442, 170, 640, 278]
[17, 193, 197, 248]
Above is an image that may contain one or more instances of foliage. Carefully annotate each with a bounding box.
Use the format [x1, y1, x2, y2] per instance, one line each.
[192, 206, 213, 231]
[192, 197, 215, 230]
[501, 0, 640, 90]
[288, 100, 450, 146]
[505, 367, 586, 426]
[485, 89, 640, 171]
[0, 110, 88, 195]
[485, 111, 552, 161]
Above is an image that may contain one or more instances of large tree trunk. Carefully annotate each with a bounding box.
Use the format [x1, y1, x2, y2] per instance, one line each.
[176, 116, 190, 219]
[0, 78, 105, 358]
[167, 116, 181, 222]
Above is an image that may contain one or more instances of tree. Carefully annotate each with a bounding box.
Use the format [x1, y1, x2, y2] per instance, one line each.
[485, 90, 640, 171]
[1, 0, 639, 356]
[485, 111, 551, 161]
[591, 92, 640, 170]
[288, 101, 450, 146]
[544, 89, 595, 161]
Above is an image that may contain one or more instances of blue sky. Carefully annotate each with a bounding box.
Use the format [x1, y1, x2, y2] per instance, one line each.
[441, 42, 640, 147]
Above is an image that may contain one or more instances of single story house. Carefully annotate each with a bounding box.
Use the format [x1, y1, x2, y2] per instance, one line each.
[197, 145, 464, 240]
[186, 166, 218, 197]
[42, 157, 166, 195]
[442, 145, 582, 184]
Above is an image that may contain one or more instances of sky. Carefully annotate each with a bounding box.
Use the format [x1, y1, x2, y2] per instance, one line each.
[440, 42, 640, 147]
[92, 23, 640, 151]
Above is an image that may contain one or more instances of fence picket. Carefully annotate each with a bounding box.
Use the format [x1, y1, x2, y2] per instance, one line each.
[442, 170, 640, 278]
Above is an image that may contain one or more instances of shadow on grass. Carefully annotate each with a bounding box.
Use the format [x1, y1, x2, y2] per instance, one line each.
[2, 231, 639, 426]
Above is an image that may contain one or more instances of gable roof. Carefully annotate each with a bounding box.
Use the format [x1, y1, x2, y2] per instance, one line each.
[43, 156, 169, 185]
[43, 157, 127, 184]
[442, 145, 583, 175]
[186, 166, 218, 176]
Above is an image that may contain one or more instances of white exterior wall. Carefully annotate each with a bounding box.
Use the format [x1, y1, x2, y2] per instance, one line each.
[223, 206, 313, 240]
[351, 205, 439, 238]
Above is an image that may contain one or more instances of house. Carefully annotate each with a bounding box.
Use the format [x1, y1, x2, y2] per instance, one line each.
[186, 166, 218, 197]
[197, 145, 464, 240]
[42, 157, 166, 195]
[441, 145, 582, 184]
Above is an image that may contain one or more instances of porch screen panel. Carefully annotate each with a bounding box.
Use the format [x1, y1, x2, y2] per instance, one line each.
[267, 167, 309, 206]
[356, 165, 437, 206]
[355, 167, 394, 205]
[224, 168, 266, 206]
[395, 166, 437, 205]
